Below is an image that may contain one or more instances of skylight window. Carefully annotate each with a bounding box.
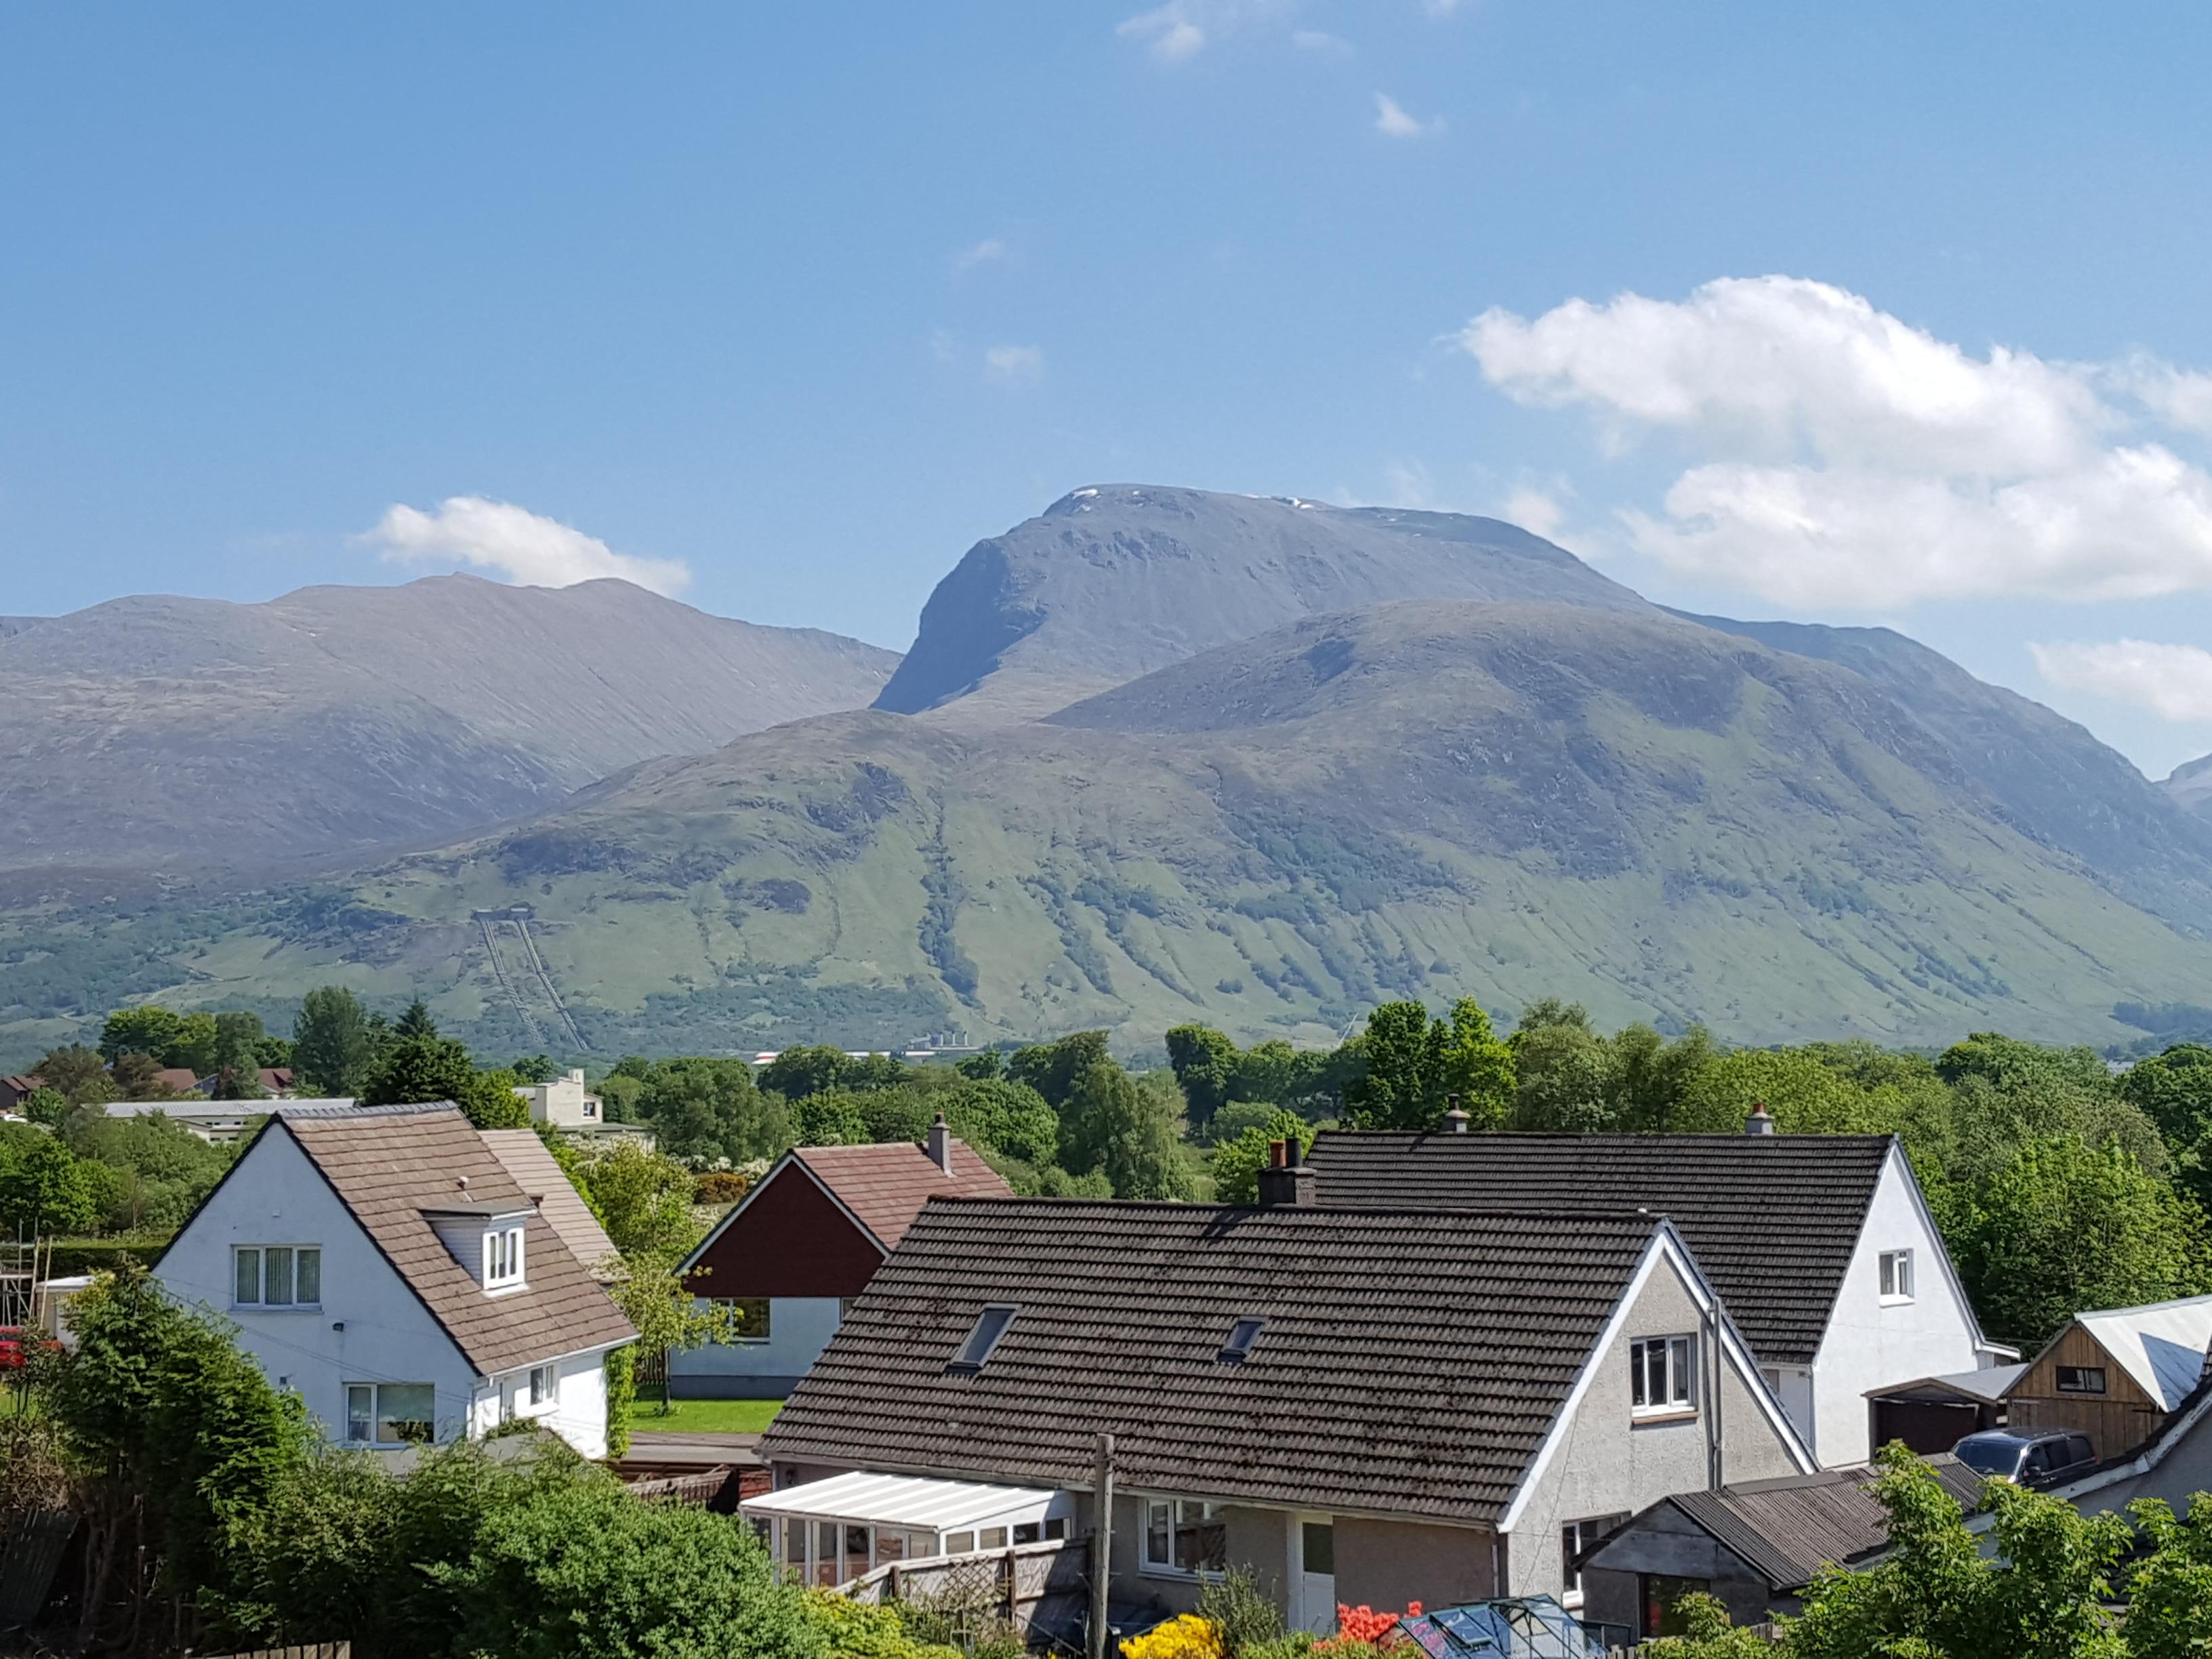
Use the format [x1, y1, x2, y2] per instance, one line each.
[949, 1305, 1017, 1372]
[1217, 1317, 1265, 1364]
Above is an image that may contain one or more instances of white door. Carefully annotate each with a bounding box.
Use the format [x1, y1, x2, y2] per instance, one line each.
[1294, 1514, 1336, 1635]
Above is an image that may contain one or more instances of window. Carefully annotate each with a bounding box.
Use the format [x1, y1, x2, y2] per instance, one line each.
[2057, 1366, 2108, 1395]
[1631, 1336, 1696, 1415]
[234, 1245, 322, 1307]
[979, 1525, 1008, 1549]
[344, 1382, 436, 1446]
[945, 1530, 976, 1555]
[1561, 1514, 1628, 1607]
[1879, 1250, 1914, 1303]
[485, 1226, 525, 1289]
[1217, 1317, 1266, 1364]
[1142, 1499, 1227, 1576]
[783, 1519, 806, 1583]
[716, 1298, 772, 1341]
[949, 1305, 1017, 1372]
[529, 1364, 554, 1406]
[813, 1521, 840, 1586]
[1641, 1575, 1709, 1640]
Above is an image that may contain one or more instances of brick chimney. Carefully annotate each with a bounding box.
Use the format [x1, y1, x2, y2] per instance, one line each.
[1744, 1101, 1776, 1136]
[927, 1111, 954, 1175]
[1256, 1134, 1316, 1208]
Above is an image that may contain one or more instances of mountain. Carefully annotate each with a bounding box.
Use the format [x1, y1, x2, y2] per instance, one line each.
[2163, 754, 2212, 819]
[874, 485, 1652, 716]
[26, 597, 2212, 1059]
[0, 575, 899, 883]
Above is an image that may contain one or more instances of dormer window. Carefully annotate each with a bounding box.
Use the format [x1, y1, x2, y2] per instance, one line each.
[485, 1225, 525, 1290]
[949, 1305, 1017, 1372]
[1217, 1317, 1265, 1364]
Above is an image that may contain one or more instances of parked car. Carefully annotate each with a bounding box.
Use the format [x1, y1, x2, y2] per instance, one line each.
[1952, 1429, 2097, 1483]
[0, 1327, 58, 1370]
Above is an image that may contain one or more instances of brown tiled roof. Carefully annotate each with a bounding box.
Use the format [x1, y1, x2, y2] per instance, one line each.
[281, 1103, 634, 1375]
[480, 1129, 620, 1281]
[1307, 1132, 1897, 1365]
[155, 1068, 203, 1094]
[1629, 1454, 1984, 1591]
[0, 1076, 41, 1102]
[790, 1140, 1013, 1250]
[762, 1199, 1662, 1524]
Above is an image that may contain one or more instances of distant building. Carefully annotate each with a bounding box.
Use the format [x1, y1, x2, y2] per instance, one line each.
[513, 1069, 604, 1129]
[104, 1097, 360, 1144]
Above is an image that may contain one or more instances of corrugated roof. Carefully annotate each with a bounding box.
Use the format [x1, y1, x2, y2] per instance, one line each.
[2072, 1294, 2212, 1410]
[789, 1140, 1013, 1250]
[480, 1129, 621, 1282]
[1306, 1132, 1895, 1365]
[762, 1199, 1663, 1525]
[1645, 1456, 1982, 1591]
[280, 1103, 635, 1375]
[740, 1470, 1057, 1530]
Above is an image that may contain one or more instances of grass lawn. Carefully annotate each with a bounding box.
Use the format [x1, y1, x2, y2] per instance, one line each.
[625, 1397, 783, 1435]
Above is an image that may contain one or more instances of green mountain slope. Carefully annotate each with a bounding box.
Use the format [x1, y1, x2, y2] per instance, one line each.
[18, 600, 2212, 1059]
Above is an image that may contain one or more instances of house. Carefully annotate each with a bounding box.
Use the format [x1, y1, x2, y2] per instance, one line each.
[102, 1097, 358, 1144]
[480, 1128, 619, 1281]
[153, 1067, 205, 1096]
[1576, 1456, 1983, 1637]
[187, 1066, 295, 1097]
[0, 1077, 44, 1111]
[1303, 1123, 2011, 1467]
[155, 1101, 636, 1458]
[672, 1115, 1011, 1398]
[2023, 1361, 2212, 1519]
[514, 1069, 604, 1129]
[1999, 1293, 2212, 1458]
[758, 1182, 1816, 1627]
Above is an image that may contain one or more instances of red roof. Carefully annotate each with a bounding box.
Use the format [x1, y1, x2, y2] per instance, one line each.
[790, 1140, 1012, 1250]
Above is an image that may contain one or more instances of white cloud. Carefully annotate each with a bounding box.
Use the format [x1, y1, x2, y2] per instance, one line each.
[1458, 276, 2212, 608]
[954, 237, 1006, 273]
[1292, 28, 1351, 52]
[1502, 487, 1566, 539]
[1118, 4, 1209, 61]
[1374, 92, 1440, 138]
[361, 497, 690, 596]
[2030, 638, 2212, 723]
[983, 344, 1045, 386]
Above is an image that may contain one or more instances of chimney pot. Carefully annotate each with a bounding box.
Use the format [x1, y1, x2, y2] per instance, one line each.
[1444, 1103, 1471, 1134]
[1745, 1101, 1776, 1137]
[1286, 1134, 1304, 1169]
[1267, 1139, 1288, 1169]
[926, 1111, 954, 1174]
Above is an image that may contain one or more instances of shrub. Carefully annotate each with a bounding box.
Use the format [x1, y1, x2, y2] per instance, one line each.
[799, 1590, 960, 1658]
[1122, 1612, 1226, 1659]
[695, 1170, 752, 1205]
[1197, 1564, 1286, 1656]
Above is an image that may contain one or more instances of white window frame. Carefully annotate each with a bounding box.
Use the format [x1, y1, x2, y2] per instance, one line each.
[1140, 1497, 1229, 1579]
[1631, 1334, 1697, 1417]
[2056, 1365, 2107, 1395]
[1561, 1513, 1628, 1608]
[484, 1225, 526, 1290]
[529, 1364, 554, 1407]
[344, 1380, 438, 1446]
[232, 1244, 323, 1309]
[1879, 1249, 1914, 1304]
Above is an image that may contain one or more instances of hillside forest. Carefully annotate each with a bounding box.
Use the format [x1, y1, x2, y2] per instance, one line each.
[15, 987, 2212, 1351]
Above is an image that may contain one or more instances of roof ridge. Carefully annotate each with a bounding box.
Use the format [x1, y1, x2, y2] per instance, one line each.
[279, 1099, 457, 1120]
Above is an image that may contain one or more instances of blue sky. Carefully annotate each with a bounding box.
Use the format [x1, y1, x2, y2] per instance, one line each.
[8, 3, 2212, 771]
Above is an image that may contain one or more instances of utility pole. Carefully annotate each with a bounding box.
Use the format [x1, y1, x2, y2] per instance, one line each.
[1089, 1433, 1114, 1659]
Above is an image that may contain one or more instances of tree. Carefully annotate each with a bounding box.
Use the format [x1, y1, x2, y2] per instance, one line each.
[1208, 1109, 1317, 1204]
[2127, 1494, 2212, 1659]
[1165, 1025, 1240, 1129]
[607, 1257, 747, 1391]
[0, 1132, 99, 1234]
[1954, 1134, 2211, 1349]
[1438, 997, 1515, 1130]
[1008, 1030, 1113, 1112]
[639, 1059, 790, 1164]
[1637, 1594, 1775, 1658]
[576, 1141, 701, 1265]
[292, 987, 374, 1096]
[34, 1044, 115, 1107]
[166, 1011, 221, 1077]
[756, 1045, 854, 1103]
[954, 1049, 1006, 1081]
[1343, 1002, 1447, 1131]
[21, 1086, 70, 1128]
[393, 998, 438, 1040]
[99, 1004, 186, 1064]
[110, 1051, 179, 1101]
[361, 1035, 478, 1108]
[1061, 1062, 1195, 1200]
[459, 1068, 531, 1130]
[206, 1010, 269, 1101]
[1607, 1024, 1718, 1134]
[941, 1078, 1059, 1166]
[509, 1054, 558, 1086]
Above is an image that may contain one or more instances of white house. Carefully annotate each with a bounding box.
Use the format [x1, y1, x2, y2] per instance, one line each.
[513, 1069, 605, 1130]
[156, 1101, 636, 1458]
[1306, 1118, 2015, 1467]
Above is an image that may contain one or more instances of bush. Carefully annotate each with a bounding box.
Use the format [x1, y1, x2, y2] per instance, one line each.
[695, 1170, 752, 1206]
[1121, 1613, 1225, 1659]
[1198, 1565, 1286, 1656]
[799, 1590, 961, 1658]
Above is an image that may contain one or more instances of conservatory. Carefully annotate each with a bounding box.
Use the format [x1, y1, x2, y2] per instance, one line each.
[739, 1471, 1074, 1587]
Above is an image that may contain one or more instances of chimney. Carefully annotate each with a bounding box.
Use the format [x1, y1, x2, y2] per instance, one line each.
[927, 1111, 954, 1175]
[1744, 1101, 1776, 1137]
[1256, 1136, 1317, 1208]
[1444, 1094, 1470, 1134]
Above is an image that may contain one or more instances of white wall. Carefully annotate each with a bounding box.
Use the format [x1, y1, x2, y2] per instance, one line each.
[470, 1350, 612, 1458]
[157, 1126, 480, 1446]
[1810, 1143, 1988, 1467]
[669, 1296, 843, 1398]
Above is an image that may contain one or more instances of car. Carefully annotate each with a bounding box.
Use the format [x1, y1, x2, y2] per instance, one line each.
[1951, 1429, 2097, 1483]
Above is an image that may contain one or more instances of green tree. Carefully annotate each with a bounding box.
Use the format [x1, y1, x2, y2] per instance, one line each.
[1954, 1134, 2211, 1349]
[1208, 1109, 1317, 1204]
[756, 1045, 855, 1103]
[292, 987, 374, 1097]
[66, 1108, 234, 1232]
[577, 1141, 701, 1265]
[1061, 1062, 1195, 1200]
[509, 1053, 558, 1085]
[99, 1004, 186, 1064]
[35, 1044, 117, 1107]
[109, 1051, 179, 1101]
[459, 1068, 531, 1130]
[640, 1059, 791, 1163]
[0, 1132, 99, 1235]
[1008, 1030, 1113, 1112]
[1438, 996, 1516, 1129]
[21, 1086, 71, 1128]
[1637, 1594, 1774, 1658]
[2127, 1494, 2212, 1659]
[210, 1010, 269, 1100]
[362, 1035, 477, 1107]
[954, 1049, 1006, 1081]
[1165, 1025, 1240, 1130]
[393, 998, 438, 1040]
[941, 1078, 1059, 1166]
[1607, 1023, 1718, 1134]
[1343, 1002, 1447, 1131]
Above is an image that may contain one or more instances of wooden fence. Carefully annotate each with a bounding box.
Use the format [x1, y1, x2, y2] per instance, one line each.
[838, 1536, 1090, 1647]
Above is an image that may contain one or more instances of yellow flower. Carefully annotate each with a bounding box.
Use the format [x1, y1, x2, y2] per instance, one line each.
[1120, 1613, 1227, 1659]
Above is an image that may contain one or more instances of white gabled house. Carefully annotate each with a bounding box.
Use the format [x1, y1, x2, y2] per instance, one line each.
[156, 1101, 636, 1458]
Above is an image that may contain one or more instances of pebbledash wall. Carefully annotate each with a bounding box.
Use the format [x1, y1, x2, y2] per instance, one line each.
[670, 1297, 844, 1399]
[156, 1126, 615, 1458]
